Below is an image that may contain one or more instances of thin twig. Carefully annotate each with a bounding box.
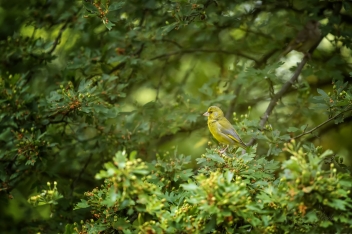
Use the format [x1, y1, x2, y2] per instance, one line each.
[150, 49, 258, 64]
[133, 43, 145, 56]
[305, 115, 352, 142]
[48, 19, 71, 54]
[160, 39, 183, 49]
[240, 28, 274, 40]
[226, 85, 242, 120]
[70, 153, 93, 197]
[28, 16, 72, 63]
[292, 107, 352, 140]
[247, 56, 308, 146]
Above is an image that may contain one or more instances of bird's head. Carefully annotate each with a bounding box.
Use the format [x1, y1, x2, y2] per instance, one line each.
[203, 106, 224, 120]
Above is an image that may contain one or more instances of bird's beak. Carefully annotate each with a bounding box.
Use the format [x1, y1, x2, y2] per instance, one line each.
[203, 111, 209, 117]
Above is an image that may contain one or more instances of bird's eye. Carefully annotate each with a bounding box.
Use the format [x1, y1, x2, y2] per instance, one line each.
[209, 111, 212, 113]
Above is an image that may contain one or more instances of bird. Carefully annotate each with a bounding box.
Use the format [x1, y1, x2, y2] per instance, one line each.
[282, 20, 321, 58]
[203, 106, 247, 154]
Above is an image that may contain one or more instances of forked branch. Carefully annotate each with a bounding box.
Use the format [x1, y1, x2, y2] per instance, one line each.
[247, 56, 308, 146]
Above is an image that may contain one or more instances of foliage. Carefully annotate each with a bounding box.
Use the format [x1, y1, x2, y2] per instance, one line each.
[71, 146, 352, 233]
[0, 0, 352, 233]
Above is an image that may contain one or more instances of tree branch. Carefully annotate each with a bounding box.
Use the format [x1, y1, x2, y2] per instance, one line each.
[305, 115, 352, 142]
[47, 19, 71, 54]
[292, 107, 352, 140]
[247, 56, 308, 146]
[159, 39, 183, 49]
[150, 49, 259, 64]
[70, 153, 93, 197]
[28, 16, 73, 62]
[225, 48, 278, 120]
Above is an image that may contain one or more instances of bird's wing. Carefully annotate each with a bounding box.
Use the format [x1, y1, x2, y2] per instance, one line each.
[217, 118, 247, 147]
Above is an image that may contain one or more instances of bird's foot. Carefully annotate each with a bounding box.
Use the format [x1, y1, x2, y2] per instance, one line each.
[218, 146, 229, 155]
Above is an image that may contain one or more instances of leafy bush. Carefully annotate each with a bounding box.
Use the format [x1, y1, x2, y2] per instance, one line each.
[70, 145, 351, 233]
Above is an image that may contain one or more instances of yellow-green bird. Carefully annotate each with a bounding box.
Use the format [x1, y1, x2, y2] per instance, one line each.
[203, 106, 247, 153]
[282, 20, 321, 57]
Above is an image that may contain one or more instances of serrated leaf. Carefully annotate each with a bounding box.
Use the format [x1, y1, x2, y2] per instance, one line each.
[199, 83, 213, 96]
[74, 199, 90, 210]
[196, 158, 207, 164]
[178, 169, 193, 181]
[317, 88, 329, 99]
[104, 20, 115, 30]
[206, 154, 225, 163]
[186, 113, 199, 123]
[319, 220, 332, 228]
[329, 199, 346, 210]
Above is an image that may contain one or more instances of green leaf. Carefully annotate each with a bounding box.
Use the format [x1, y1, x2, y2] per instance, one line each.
[317, 88, 329, 99]
[225, 170, 234, 183]
[114, 151, 127, 168]
[0, 128, 11, 141]
[320, 149, 333, 158]
[319, 220, 332, 228]
[204, 216, 216, 233]
[74, 199, 90, 210]
[160, 22, 178, 35]
[108, 2, 125, 11]
[196, 157, 207, 164]
[328, 199, 346, 210]
[305, 211, 319, 223]
[64, 224, 75, 234]
[104, 20, 115, 30]
[129, 151, 137, 160]
[181, 183, 198, 191]
[206, 154, 225, 163]
[186, 113, 199, 123]
[287, 127, 299, 132]
[133, 169, 149, 175]
[199, 83, 213, 96]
